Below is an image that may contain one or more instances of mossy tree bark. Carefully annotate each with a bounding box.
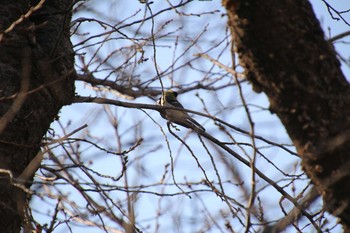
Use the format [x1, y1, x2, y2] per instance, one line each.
[0, 1, 76, 232]
[223, 0, 350, 231]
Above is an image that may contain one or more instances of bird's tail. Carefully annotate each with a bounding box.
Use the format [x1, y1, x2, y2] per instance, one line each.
[187, 118, 205, 132]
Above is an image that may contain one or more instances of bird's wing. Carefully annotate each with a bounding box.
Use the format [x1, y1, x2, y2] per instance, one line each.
[165, 95, 185, 109]
[172, 100, 185, 109]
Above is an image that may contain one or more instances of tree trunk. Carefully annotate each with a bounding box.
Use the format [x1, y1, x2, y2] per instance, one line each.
[223, 0, 350, 231]
[0, 1, 75, 232]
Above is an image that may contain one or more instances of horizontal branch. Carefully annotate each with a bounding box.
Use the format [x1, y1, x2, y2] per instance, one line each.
[74, 95, 298, 156]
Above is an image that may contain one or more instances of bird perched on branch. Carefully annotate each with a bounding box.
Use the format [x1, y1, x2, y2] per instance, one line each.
[157, 90, 205, 132]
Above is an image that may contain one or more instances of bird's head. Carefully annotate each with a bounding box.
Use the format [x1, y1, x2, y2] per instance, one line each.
[164, 90, 178, 100]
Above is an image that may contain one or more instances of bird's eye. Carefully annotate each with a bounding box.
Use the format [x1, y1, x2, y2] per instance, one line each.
[173, 91, 178, 97]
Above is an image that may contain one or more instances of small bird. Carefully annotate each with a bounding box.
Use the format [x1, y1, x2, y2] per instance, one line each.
[157, 90, 205, 132]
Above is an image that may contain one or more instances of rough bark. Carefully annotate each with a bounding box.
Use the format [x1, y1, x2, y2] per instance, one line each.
[223, 0, 350, 231]
[0, 1, 76, 232]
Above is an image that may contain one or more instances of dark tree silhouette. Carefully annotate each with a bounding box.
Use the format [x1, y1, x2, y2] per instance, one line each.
[0, 1, 75, 232]
[223, 0, 350, 231]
